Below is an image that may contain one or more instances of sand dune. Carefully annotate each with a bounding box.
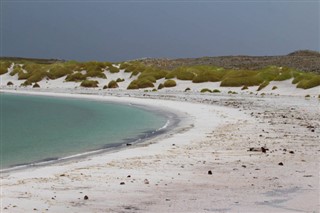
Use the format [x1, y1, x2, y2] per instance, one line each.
[0, 84, 319, 212]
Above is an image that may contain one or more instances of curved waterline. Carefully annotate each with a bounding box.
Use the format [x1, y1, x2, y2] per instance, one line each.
[1, 93, 180, 172]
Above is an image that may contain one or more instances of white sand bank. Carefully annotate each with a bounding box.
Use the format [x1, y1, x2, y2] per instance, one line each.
[0, 88, 319, 212]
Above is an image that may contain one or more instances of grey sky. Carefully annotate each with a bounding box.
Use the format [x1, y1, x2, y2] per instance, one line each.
[1, 0, 319, 61]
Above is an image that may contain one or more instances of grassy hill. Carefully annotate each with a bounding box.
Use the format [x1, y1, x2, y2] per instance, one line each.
[1, 50, 320, 90]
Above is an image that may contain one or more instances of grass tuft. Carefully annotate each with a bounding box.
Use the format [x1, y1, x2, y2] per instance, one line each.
[80, 80, 99, 87]
[108, 80, 119, 88]
[163, 79, 177, 87]
[200, 88, 212, 93]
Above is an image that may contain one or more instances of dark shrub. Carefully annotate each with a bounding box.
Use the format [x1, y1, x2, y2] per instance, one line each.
[66, 72, 86, 82]
[108, 80, 119, 88]
[158, 83, 164, 90]
[80, 80, 99, 87]
[163, 79, 176, 87]
[33, 83, 40, 88]
[200, 88, 212, 93]
[116, 78, 125, 82]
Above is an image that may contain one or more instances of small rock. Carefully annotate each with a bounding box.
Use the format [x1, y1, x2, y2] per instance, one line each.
[278, 162, 284, 166]
[208, 170, 212, 175]
[261, 147, 268, 153]
[60, 174, 65, 177]
[242, 165, 246, 168]
[126, 143, 132, 146]
[289, 151, 294, 154]
[120, 182, 125, 185]
[144, 179, 149, 184]
[84, 195, 89, 200]
[127, 175, 131, 178]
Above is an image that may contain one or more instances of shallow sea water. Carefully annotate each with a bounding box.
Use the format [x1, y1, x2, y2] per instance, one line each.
[0, 93, 167, 169]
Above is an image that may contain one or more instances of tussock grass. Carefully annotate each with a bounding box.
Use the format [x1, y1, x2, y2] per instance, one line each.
[158, 83, 164, 90]
[257, 81, 269, 91]
[3, 59, 320, 91]
[7, 81, 13, 86]
[127, 79, 154, 89]
[221, 70, 264, 87]
[296, 75, 320, 89]
[163, 79, 177, 87]
[108, 66, 120, 73]
[80, 80, 99, 87]
[85, 71, 107, 78]
[66, 72, 86, 82]
[21, 80, 32, 86]
[47, 63, 74, 79]
[116, 78, 125, 82]
[241, 85, 249, 90]
[0, 61, 11, 75]
[108, 80, 119, 88]
[200, 88, 212, 93]
[212, 89, 221, 93]
[33, 83, 40, 88]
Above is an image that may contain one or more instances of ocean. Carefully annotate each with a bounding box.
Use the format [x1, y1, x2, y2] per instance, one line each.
[0, 93, 168, 170]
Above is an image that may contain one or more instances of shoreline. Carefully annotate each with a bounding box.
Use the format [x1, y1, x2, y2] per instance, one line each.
[1, 88, 319, 212]
[0, 90, 187, 174]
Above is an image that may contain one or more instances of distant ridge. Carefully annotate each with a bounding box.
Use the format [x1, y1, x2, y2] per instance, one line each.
[1, 50, 319, 72]
[0, 57, 64, 64]
[287, 50, 320, 57]
[139, 50, 320, 73]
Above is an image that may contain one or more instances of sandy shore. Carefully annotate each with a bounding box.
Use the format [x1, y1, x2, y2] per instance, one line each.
[1, 88, 319, 212]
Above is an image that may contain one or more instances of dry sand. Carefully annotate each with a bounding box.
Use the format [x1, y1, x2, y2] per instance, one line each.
[0, 85, 319, 212]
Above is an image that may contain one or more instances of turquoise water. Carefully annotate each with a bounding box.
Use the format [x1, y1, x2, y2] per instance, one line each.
[0, 93, 167, 169]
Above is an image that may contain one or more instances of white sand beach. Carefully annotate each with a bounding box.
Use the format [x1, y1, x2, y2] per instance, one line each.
[0, 81, 319, 212]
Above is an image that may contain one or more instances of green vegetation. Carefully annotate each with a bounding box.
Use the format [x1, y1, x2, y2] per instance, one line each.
[108, 66, 120, 73]
[21, 80, 32, 87]
[261, 93, 266, 96]
[305, 94, 310, 98]
[212, 89, 221, 93]
[272, 86, 278, 90]
[33, 83, 40, 88]
[85, 71, 106, 78]
[296, 76, 320, 89]
[7, 81, 13, 86]
[241, 85, 248, 90]
[228, 91, 238, 94]
[108, 80, 119, 88]
[257, 81, 269, 91]
[0, 61, 11, 75]
[2, 59, 320, 91]
[158, 83, 164, 90]
[200, 88, 212, 93]
[65, 72, 86, 82]
[163, 79, 176, 87]
[103, 85, 108, 89]
[127, 78, 154, 89]
[80, 80, 99, 87]
[184, 87, 191, 92]
[116, 78, 125, 82]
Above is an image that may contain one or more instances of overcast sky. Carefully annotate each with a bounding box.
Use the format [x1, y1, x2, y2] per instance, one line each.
[1, 0, 319, 61]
